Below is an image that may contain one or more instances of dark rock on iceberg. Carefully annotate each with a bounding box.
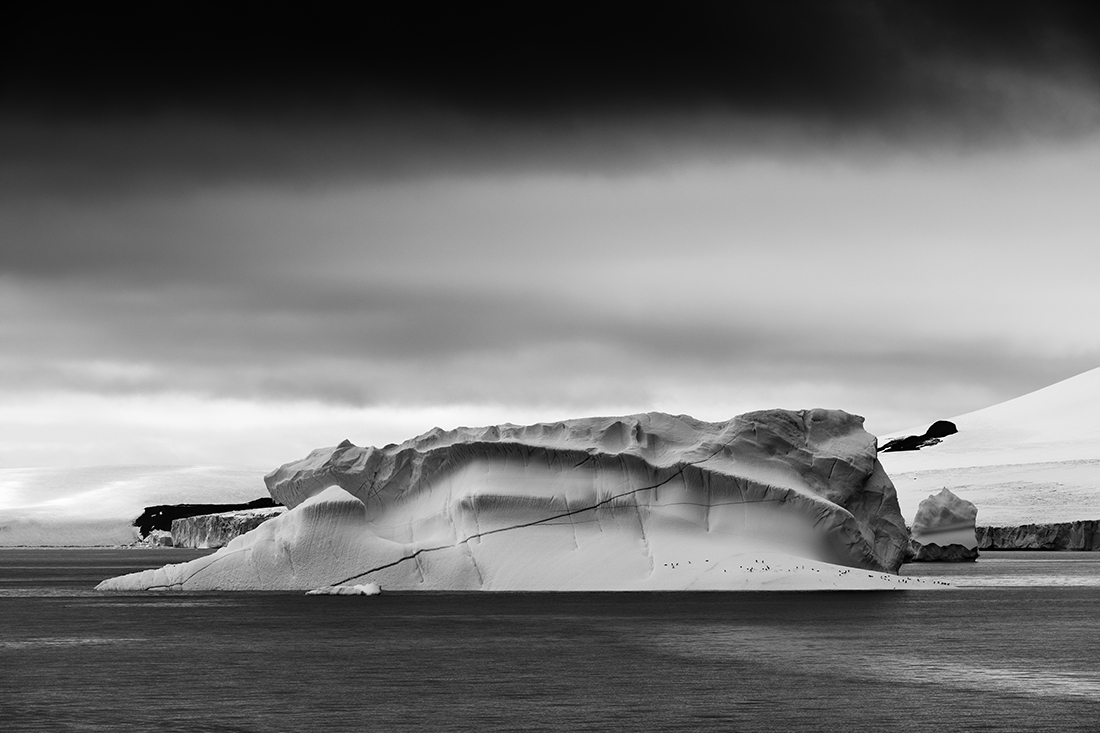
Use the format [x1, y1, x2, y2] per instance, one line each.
[879, 420, 958, 453]
[909, 541, 978, 562]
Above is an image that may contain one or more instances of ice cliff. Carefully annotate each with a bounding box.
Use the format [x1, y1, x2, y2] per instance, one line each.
[135, 498, 280, 537]
[977, 521, 1100, 550]
[170, 507, 286, 549]
[908, 488, 978, 562]
[97, 409, 913, 592]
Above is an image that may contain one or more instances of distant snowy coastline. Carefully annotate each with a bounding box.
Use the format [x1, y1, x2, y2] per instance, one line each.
[882, 366, 1100, 526]
[0, 465, 265, 547]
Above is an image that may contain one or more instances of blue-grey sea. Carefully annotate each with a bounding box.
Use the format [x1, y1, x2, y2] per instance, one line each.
[2, 549, 1099, 732]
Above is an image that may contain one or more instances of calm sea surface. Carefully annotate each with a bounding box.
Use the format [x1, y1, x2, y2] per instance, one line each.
[1, 549, 1099, 732]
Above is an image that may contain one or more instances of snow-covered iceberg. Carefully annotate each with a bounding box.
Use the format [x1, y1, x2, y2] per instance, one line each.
[98, 409, 915, 591]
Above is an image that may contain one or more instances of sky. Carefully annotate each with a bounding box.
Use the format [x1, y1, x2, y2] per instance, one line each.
[3, 2, 1100, 469]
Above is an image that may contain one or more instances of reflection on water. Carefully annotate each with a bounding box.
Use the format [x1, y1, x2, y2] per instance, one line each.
[646, 623, 1100, 702]
[890, 658, 1100, 699]
[0, 636, 147, 649]
[2, 549, 1099, 732]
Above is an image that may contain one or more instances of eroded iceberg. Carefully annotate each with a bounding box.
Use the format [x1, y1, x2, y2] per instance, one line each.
[909, 488, 979, 561]
[97, 410, 915, 591]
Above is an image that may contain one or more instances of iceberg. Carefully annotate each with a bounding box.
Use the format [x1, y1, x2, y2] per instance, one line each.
[909, 488, 978, 561]
[98, 409, 917, 591]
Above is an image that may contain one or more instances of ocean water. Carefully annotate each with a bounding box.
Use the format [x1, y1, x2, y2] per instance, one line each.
[1, 550, 1099, 732]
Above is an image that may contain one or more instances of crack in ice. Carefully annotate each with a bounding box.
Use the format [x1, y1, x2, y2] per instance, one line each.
[330, 442, 733, 586]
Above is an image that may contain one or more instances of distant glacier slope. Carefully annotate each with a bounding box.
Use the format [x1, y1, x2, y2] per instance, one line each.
[881, 366, 1100, 525]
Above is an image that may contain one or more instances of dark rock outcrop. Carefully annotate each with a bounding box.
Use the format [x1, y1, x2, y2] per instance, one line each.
[879, 420, 958, 453]
[133, 498, 280, 537]
[977, 521, 1100, 550]
[909, 541, 978, 562]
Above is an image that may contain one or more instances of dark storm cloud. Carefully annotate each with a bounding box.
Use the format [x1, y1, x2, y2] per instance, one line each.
[3, 1, 1100, 200]
[9, 2, 1099, 119]
[4, 1, 1100, 464]
[4, 274, 1093, 413]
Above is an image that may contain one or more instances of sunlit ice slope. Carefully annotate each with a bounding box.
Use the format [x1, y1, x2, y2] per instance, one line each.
[0, 465, 265, 546]
[880, 367, 1100, 525]
[99, 409, 920, 592]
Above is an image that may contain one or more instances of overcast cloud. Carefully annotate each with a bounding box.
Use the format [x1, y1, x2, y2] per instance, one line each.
[3, 2, 1100, 467]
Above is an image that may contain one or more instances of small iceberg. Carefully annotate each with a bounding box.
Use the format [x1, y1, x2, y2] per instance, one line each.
[305, 583, 381, 596]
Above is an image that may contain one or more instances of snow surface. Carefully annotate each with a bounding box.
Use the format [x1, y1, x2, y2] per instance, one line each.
[306, 583, 382, 596]
[98, 409, 922, 592]
[0, 465, 265, 546]
[880, 367, 1100, 525]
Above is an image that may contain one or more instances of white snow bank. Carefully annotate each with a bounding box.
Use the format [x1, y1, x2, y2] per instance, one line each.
[306, 583, 382, 596]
